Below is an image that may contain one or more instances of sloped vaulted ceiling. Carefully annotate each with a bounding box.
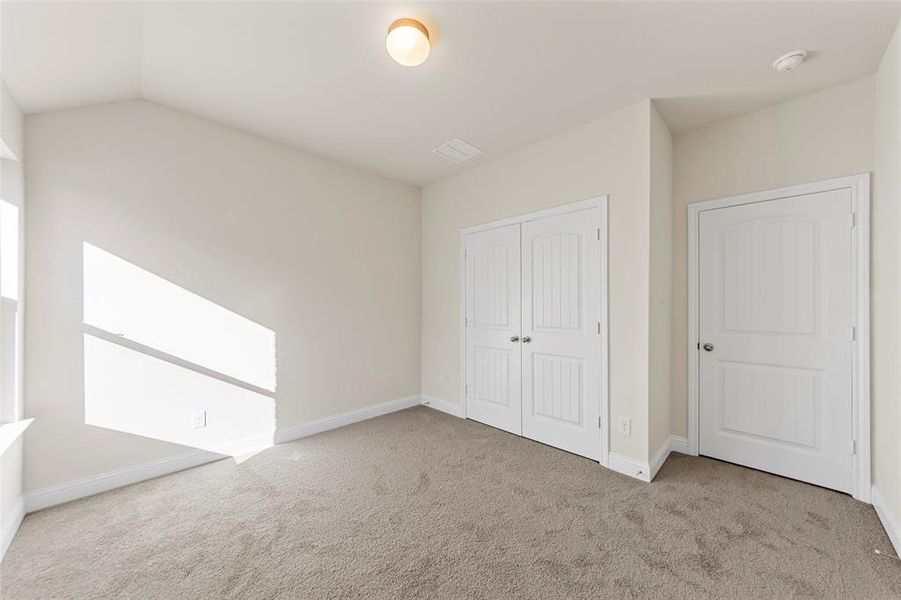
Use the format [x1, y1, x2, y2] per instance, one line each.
[3, 1, 898, 185]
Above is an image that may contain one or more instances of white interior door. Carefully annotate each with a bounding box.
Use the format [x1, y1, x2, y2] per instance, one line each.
[698, 189, 853, 493]
[521, 209, 602, 460]
[465, 224, 522, 435]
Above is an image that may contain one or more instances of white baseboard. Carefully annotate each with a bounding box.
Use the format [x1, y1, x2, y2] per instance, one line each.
[872, 485, 901, 556]
[25, 447, 223, 514]
[275, 394, 420, 443]
[420, 394, 464, 418]
[0, 496, 25, 563]
[25, 395, 421, 514]
[669, 435, 689, 455]
[650, 434, 689, 481]
[606, 435, 689, 484]
[650, 440, 670, 481]
[606, 453, 651, 482]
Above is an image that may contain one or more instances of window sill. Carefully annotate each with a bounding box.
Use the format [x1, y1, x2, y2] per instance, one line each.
[0, 419, 32, 457]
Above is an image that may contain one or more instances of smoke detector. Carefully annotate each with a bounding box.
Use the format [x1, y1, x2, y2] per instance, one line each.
[772, 50, 808, 73]
[432, 138, 483, 164]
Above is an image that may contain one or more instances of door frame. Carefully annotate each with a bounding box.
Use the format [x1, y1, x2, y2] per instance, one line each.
[687, 174, 870, 502]
[460, 195, 610, 467]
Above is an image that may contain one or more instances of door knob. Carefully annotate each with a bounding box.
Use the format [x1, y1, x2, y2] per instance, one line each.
[703, 343, 714, 352]
[509, 335, 520, 343]
[522, 336, 532, 343]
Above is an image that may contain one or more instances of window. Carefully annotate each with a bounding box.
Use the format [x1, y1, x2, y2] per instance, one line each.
[0, 199, 20, 423]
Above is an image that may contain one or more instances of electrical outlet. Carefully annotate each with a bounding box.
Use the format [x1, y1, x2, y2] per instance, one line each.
[192, 410, 207, 430]
[618, 417, 631, 436]
[438, 374, 446, 387]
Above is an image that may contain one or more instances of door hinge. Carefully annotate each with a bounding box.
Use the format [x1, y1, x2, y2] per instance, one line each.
[851, 439, 857, 455]
[850, 213, 856, 228]
[598, 416, 602, 429]
[851, 326, 856, 342]
[597, 228, 601, 241]
[465, 316, 469, 326]
[465, 384, 468, 396]
[597, 322, 601, 334]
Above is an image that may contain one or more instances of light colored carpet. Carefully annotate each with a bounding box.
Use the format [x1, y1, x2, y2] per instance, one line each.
[3, 406, 900, 599]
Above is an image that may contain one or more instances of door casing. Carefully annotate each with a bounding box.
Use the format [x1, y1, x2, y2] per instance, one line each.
[687, 174, 870, 502]
[460, 196, 609, 468]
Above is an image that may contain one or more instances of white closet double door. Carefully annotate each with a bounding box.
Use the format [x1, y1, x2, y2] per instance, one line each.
[464, 208, 602, 460]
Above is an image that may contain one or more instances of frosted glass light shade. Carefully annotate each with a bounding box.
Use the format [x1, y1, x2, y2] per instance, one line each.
[386, 18, 430, 67]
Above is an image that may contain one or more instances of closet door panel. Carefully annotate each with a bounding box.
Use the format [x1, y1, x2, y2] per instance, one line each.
[465, 224, 522, 434]
[521, 209, 601, 460]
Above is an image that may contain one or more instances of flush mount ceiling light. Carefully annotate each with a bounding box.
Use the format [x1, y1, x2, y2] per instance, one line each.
[386, 18, 430, 67]
[772, 50, 808, 73]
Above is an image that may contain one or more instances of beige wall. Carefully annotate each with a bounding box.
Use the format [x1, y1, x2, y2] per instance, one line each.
[0, 78, 25, 545]
[15, 56, 894, 497]
[671, 77, 876, 437]
[873, 23, 901, 527]
[421, 101, 655, 462]
[648, 102, 673, 457]
[24, 100, 421, 492]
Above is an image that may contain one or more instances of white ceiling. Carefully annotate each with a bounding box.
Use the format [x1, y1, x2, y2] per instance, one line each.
[3, 2, 899, 186]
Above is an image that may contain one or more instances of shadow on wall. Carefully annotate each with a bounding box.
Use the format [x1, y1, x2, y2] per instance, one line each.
[81, 243, 277, 460]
